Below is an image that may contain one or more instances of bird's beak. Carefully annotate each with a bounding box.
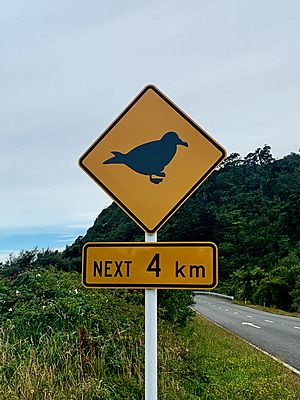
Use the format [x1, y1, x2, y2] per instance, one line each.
[180, 140, 188, 147]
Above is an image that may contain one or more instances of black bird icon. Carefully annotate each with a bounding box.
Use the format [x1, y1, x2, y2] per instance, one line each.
[103, 131, 188, 184]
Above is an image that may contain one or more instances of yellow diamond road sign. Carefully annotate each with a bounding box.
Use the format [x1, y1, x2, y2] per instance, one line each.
[82, 242, 218, 289]
[79, 85, 226, 233]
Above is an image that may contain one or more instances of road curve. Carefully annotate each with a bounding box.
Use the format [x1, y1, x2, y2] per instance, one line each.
[193, 294, 300, 371]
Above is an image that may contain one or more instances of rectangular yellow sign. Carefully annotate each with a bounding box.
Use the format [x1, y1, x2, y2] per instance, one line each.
[82, 242, 218, 289]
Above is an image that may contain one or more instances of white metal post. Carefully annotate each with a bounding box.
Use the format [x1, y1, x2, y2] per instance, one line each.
[145, 232, 158, 400]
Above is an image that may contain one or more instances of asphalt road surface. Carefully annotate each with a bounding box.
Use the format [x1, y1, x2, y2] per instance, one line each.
[193, 294, 300, 371]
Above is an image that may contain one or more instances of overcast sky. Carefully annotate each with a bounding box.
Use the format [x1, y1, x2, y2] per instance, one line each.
[1, 0, 299, 261]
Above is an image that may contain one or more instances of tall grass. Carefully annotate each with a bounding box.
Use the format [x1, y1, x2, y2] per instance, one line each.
[1, 267, 300, 399]
[0, 322, 144, 399]
[2, 317, 300, 400]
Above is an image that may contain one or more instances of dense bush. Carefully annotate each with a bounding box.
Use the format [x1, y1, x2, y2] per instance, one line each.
[1, 148, 299, 314]
[0, 267, 193, 398]
[230, 248, 300, 311]
[62, 148, 300, 312]
[1, 269, 300, 399]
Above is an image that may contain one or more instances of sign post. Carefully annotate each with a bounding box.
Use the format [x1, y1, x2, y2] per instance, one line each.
[145, 232, 157, 400]
[79, 84, 227, 400]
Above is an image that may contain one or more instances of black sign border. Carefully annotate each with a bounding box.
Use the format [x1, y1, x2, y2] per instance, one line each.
[79, 85, 226, 233]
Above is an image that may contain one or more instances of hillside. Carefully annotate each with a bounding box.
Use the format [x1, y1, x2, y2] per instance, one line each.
[1, 145, 300, 398]
[2, 146, 299, 311]
[64, 146, 300, 311]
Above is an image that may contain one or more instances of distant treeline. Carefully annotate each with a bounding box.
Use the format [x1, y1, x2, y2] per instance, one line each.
[2, 146, 300, 312]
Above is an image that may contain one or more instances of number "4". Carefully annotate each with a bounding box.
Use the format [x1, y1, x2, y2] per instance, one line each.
[146, 253, 161, 277]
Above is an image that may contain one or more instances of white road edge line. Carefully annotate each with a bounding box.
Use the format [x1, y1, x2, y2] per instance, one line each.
[191, 307, 300, 377]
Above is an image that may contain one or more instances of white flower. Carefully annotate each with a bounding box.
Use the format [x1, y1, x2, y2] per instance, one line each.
[42, 305, 46, 309]
[9, 308, 12, 312]
[74, 289, 78, 294]
[36, 274, 41, 277]
[16, 290, 20, 295]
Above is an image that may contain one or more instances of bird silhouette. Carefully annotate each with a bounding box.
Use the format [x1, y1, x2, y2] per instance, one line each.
[103, 131, 188, 184]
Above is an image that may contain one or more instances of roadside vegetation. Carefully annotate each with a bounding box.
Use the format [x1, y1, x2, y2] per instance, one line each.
[233, 300, 300, 318]
[2, 148, 299, 312]
[1, 266, 300, 399]
[1, 147, 300, 398]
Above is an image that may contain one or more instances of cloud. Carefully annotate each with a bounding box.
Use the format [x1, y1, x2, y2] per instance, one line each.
[0, 0, 299, 248]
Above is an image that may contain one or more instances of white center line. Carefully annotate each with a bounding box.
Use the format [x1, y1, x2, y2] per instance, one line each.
[225, 309, 229, 312]
[218, 307, 222, 309]
[242, 322, 261, 329]
[246, 315, 253, 318]
[294, 326, 300, 330]
[234, 312, 239, 315]
[265, 320, 274, 323]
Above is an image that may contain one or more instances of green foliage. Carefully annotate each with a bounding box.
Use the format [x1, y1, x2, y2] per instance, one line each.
[291, 277, 300, 312]
[1, 146, 299, 397]
[231, 249, 300, 311]
[232, 266, 266, 302]
[0, 268, 146, 398]
[1, 249, 39, 278]
[0, 248, 72, 279]
[1, 147, 299, 313]
[0, 249, 193, 334]
[61, 147, 299, 312]
[158, 290, 194, 325]
[0, 267, 142, 342]
[1, 269, 300, 399]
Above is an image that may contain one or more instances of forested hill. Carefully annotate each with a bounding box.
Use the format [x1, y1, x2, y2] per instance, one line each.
[63, 146, 300, 311]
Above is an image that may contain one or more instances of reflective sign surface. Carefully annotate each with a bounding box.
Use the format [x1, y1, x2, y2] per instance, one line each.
[82, 242, 218, 289]
[79, 85, 226, 233]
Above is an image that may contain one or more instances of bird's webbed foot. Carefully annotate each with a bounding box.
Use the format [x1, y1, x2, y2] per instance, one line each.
[150, 175, 164, 184]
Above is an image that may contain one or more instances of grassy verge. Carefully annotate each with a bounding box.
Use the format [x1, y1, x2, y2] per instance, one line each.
[174, 315, 300, 399]
[1, 268, 300, 399]
[1, 316, 300, 399]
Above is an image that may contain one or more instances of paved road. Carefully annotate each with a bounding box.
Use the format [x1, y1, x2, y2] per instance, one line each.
[193, 294, 300, 371]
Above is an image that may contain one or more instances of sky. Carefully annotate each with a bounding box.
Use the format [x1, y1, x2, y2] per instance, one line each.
[0, 0, 299, 262]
